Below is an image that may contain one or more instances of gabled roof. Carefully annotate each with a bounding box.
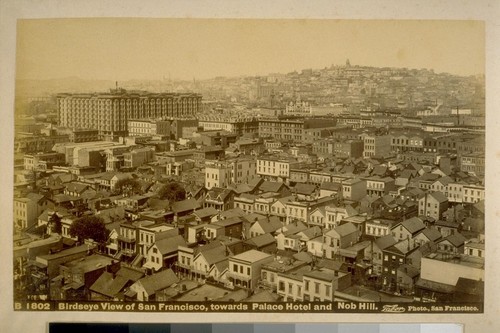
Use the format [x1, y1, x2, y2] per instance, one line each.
[229, 183, 253, 194]
[258, 181, 286, 193]
[241, 212, 265, 223]
[247, 177, 264, 191]
[193, 207, 219, 219]
[56, 173, 76, 183]
[213, 260, 229, 274]
[310, 206, 326, 217]
[419, 228, 442, 242]
[80, 189, 98, 200]
[434, 176, 454, 186]
[252, 216, 283, 234]
[25, 192, 45, 203]
[244, 233, 276, 248]
[441, 233, 467, 247]
[420, 173, 440, 181]
[171, 198, 201, 213]
[408, 162, 423, 171]
[391, 239, 419, 255]
[99, 172, 119, 181]
[293, 183, 316, 196]
[217, 207, 245, 219]
[401, 187, 425, 197]
[205, 187, 234, 201]
[185, 184, 205, 197]
[396, 217, 426, 234]
[398, 169, 417, 179]
[280, 221, 307, 236]
[90, 272, 129, 298]
[272, 196, 294, 207]
[381, 194, 395, 205]
[428, 191, 448, 203]
[298, 226, 323, 240]
[198, 246, 228, 265]
[326, 222, 358, 237]
[472, 200, 485, 215]
[116, 267, 144, 281]
[398, 264, 420, 278]
[374, 235, 397, 250]
[136, 269, 179, 295]
[154, 235, 187, 255]
[65, 182, 89, 193]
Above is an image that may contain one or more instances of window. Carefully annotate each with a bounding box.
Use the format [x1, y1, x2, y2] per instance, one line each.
[305, 280, 309, 291]
[315, 282, 320, 293]
[279, 281, 285, 291]
[233, 264, 238, 272]
[247, 267, 251, 275]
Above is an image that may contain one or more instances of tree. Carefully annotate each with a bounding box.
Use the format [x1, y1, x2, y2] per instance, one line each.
[69, 215, 109, 243]
[113, 177, 142, 196]
[158, 182, 186, 202]
[49, 212, 62, 234]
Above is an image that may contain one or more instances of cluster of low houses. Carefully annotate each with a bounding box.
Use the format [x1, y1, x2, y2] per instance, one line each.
[15, 155, 485, 304]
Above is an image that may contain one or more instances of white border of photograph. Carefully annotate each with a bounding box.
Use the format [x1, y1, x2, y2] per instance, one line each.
[1, 0, 499, 332]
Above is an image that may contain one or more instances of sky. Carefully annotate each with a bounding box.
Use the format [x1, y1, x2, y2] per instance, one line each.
[16, 18, 484, 81]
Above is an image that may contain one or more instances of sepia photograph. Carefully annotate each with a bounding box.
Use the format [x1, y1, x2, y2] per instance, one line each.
[2, 1, 499, 332]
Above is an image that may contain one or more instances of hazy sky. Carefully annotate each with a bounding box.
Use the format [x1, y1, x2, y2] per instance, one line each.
[16, 18, 484, 81]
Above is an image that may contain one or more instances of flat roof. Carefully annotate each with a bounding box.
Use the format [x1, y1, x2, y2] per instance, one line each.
[230, 249, 272, 263]
[425, 253, 484, 269]
[37, 244, 94, 262]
